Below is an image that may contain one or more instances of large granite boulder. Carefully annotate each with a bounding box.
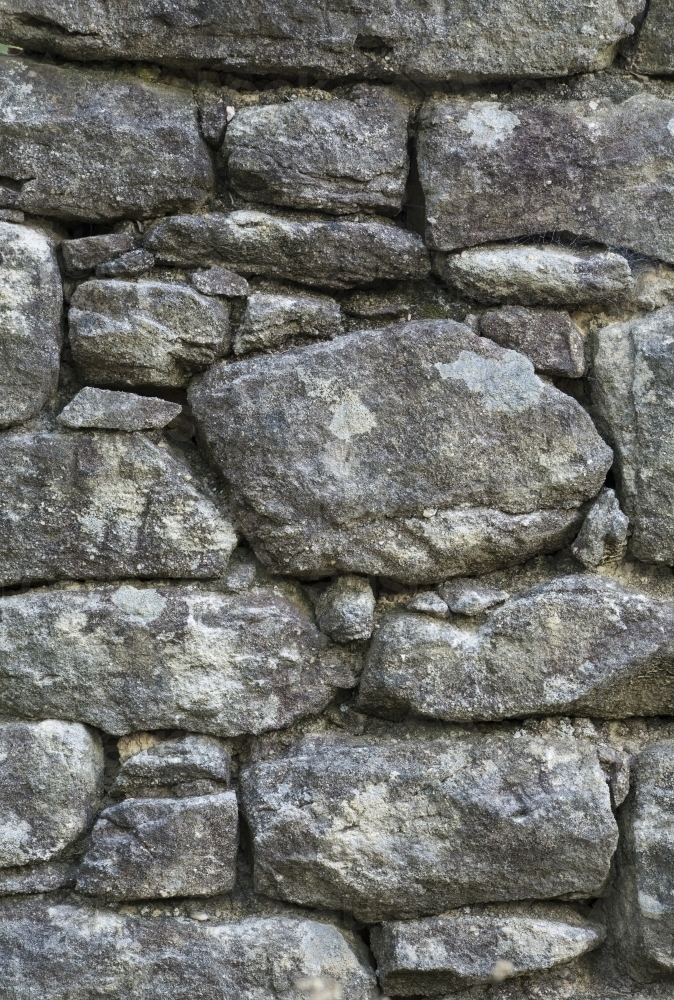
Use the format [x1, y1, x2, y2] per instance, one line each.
[0, 582, 360, 736]
[631, 0, 674, 74]
[189, 320, 612, 583]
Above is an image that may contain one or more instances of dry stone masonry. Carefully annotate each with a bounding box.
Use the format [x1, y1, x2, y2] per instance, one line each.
[1, 5, 674, 999]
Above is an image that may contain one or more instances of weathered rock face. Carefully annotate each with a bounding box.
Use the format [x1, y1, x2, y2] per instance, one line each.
[358, 575, 674, 722]
[112, 735, 231, 798]
[0, 431, 236, 587]
[240, 731, 618, 921]
[438, 579, 510, 616]
[0, 582, 360, 736]
[223, 88, 409, 216]
[234, 292, 341, 356]
[0, 223, 62, 429]
[591, 306, 674, 564]
[418, 93, 674, 263]
[0, 721, 103, 869]
[58, 388, 182, 431]
[0, 58, 212, 222]
[0, 901, 377, 999]
[571, 488, 629, 568]
[96, 248, 155, 278]
[144, 211, 431, 289]
[371, 903, 606, 996]
[480, 307, 586, 378]
[190, 320, 612, 583]
[315, 575, 376, 642]
[191, 266, 249, 298]
[69, 280, 230, 388]
[61, 233, 136, 275]
[632, 0, 674, 74]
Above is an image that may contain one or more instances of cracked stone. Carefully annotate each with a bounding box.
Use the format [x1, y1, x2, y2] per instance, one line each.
[111, 735, 231, 799]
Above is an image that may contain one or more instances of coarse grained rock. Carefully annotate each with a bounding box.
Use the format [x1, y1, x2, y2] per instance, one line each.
[58, 388, 182, 431]
[223, 87, 409, 216]
[417, 93, 674, 263]
[0, 0, 643, 82]
[407, 591, 450, 617]
[112, 735, 231, 798]
[0, 222, 62, 429]
[77, 791, 239, 900]
[0, 582, 360, 736]
[234, 291, 342, 356]
[633, 264, 674, 311]
[480, 307, 586, 378]
[0, 430, 236, 587]
[571, 488, 629, 568]
[96, 248, 155, 278]
[0, 57, 212, 223]
[0, 858, 76, 896]
[189, 320, 612, 583]
[631, 0, 674, 75]
[144, 211, 430, 289]
[69, 280, 230, 388]
[357, 575, 674, 722]
[61, 233, 136, 274]
[0, 900, 377, 999]
[240, 730, 618, 921]
[191, 267, 249, 298]
[0, 721, 103, 869]
[371, 903, 606, 996]
[438, 579, 510, 615]
[591, 306, 674, 564]
[315, 575, 375, 642]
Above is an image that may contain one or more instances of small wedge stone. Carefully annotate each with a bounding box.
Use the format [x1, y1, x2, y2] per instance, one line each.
[315, 575, 376, 642]
[234, 291, 342, 355]
[571, 488, 629, 568]
[58, 388, 181, 431]
[480, 307, 586, 377]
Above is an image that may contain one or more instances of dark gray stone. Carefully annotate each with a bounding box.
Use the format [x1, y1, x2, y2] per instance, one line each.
[0, 858, 76, 896]
[95, 249, 155, 278]
[571, 488, 629, 568]
[632, 0, 674, 75]
[58, 388, 182, 431]
[480, 307, 586, 378]
[61, 233, 135, 274]
[234, 291, 342, 356]
[189, 320, 612, 584]
[315, 575, 375, 642]
[112, 735, 231, 798]
[191, 266, 249, 298]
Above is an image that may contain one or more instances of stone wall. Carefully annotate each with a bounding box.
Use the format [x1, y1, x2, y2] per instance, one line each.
[1, 4, 674, 998]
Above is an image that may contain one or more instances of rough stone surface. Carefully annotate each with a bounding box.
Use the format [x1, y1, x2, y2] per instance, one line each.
[0, 430, 236, 587]
[480, 307, 587, 377]
[223, 88, 409, 216]
[0, 858, 76, 896]
[571, 488, 629, 568]
[241, 731, 618, 921]
[438, 579, 510, 616]
[77, 791, 239, 900]
[191, 266, 250, 298]
[418, 93, 674, 263]
[95, 248, 155, 278]
[315, 575, 375, 642]
[632, 0, 674, 75]
[0, 222, 63, 429]
[359, 575, 674, 722]
[69, 280, 230, 388]
[112, 735, 231, 798]
[0, 57, 212, 222]
[0, 901, 377, 999]
[234, 291, 342, 356]
[61, 233, 135, 275]
[190, 320, 612, 583]
[0, 582, 360, 736]
[145, 211, 431, 289]
[633, 264, 674, 311]
[371, 903, 606, 995]
[0, 721, 103, 869]
[407, 591, 450, 617]
[58, 387, 182, 431]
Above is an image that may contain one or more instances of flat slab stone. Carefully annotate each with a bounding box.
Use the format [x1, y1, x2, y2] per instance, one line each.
[191, 266, 249, 298]
[0, 223, 62, 429]
[240, 731, 618, 920]
[61, 233, 135, 274]
[418, 92, 674, 263]
[0, 57, 212, 223]
[0, 430, 236, 587]
[0, 721, 103, 869]
[631, 0, 674, 74]
[95, 248, 155, 278]
[480, 307, 586, 378]
[0, 582, 360, 736]
[0, 901, 377, 999]
[112, 735, 231, 798]
[234, 291, 341, 356]
[58, 388, 182, 431]
[357, 575, 674, 722]
[189, 320, 612, 583]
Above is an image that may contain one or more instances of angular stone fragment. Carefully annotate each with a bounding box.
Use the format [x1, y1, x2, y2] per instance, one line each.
[61, 233, 135, 275]
[191, 266, 249, 298]
[223, 88, 409, 216]
[69, 280, 230, 388]
[112, 735, 231, 798]
[438, 579, 510, 616]
[418, 94, 674, 263]
[0, 858, 76, 896]
[77, 791, 238, 900]
[95, 248, 155, 278]
[0, 58, 212, 222]
[633, 264, 674, 311]
[145, 211, 430, 289]
[58, 387, 181, 431]
[480, 307, 586, 377]
[234, 291, 342, 356]
[571, 488, 629, 568]
[371, 903, 606, 996]
[315, 575, 376, 642]
[407, 591, 449, 617]
[0, 901, 377, 999]
[357, 575, 674, 722]
[435, 246, 632, 307]
[0, 582, 360, 736]
[632, 0, 674, 75]
[591, 306, 674, 563]
[0, 430, 236, 587]
[240, 731, 618, 920]
[0, 721, 103, 869]
[189, 320, 612, 583]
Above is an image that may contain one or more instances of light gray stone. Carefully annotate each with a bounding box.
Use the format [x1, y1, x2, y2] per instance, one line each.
[0, 57, 212, 223]
[144, 211, 431, 290]
[418, 93, 674, 263]
[480, 307, 587, 378]
[189, 320, 612, 584]
[0, 430, 236, 587]
[191, 266, 249, 298]
[112, 735, 231, 798]
[438, 579, 510, 616]
[234, 291, 342, 356]
[69, 280, 230, 388]
[240, 730, 618, 921]
[0, 901, 377, 999]
[571, 488, 629, 568]
[77, 791, 239, 900]
[315, 575, 375, 642]
[61, 233, 135, 274]
[0, 858, 76, 896]
[357, 575, 674, 722]
[371, 904, 606, 996]
[0, 582, 360, 736]
[95, 248, 155, 278]
[631, 0, 674, 75]
[0, 721, 103, 869]
[223, 87, 409, 216]
[407, 591, 449, 617]
[0, 222, 63, 428]
[633, 264, 674, 311]
[58, 387, 182, 431]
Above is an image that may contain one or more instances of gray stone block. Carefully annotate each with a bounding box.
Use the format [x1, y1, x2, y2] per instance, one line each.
[315, 575, 375, 642]
[58, 388, 182, 431]
[480, 307, 587, 378]
[234, 292, 341, 356]
[112, 735, 231, 798]
[571, 488, 629, 568]
[632, 0, 674, 75]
